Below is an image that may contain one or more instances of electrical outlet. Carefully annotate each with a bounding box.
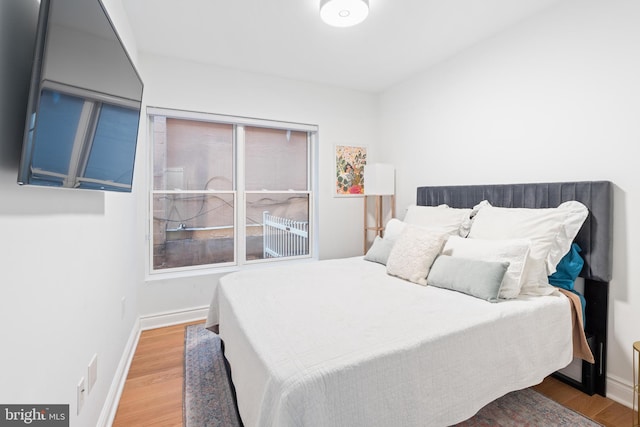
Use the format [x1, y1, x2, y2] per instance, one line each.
[88, 354, 98, 394]
[77, 377, 86, 415]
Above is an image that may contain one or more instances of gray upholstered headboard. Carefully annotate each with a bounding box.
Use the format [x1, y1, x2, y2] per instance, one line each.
[417, 181, 613, 282]
[416, 180, 613, 396]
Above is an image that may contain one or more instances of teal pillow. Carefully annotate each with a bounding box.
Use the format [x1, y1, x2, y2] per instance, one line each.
[549, 243, 584, 291]
[549, 243, 586, 317]
[427, 255, 509, 302]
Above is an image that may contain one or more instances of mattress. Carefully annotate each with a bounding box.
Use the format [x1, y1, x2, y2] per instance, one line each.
[205, 257, 573, 427]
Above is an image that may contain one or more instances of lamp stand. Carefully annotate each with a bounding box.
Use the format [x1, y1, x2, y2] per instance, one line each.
[363, 194, 395, 254]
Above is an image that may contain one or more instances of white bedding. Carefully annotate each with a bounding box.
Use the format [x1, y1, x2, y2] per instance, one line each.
[205, 257, 573, 427]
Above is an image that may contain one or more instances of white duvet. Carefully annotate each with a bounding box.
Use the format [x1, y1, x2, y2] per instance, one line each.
[205, 257, 573, 427]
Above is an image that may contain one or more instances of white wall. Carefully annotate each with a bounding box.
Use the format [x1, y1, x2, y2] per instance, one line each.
[378, 0, 640, 406]
[0, 0, 143, 426]
[137, 53, 378, 318]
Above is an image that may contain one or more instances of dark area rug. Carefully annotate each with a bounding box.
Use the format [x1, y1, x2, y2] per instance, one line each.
[184, 323, 601, 427]
[453, 387, 602, 426]
[184, 323, 242, 427]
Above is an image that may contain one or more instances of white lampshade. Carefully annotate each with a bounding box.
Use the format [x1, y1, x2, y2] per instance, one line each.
[364, 163, 395, 195]
[320, 0, 369, 28]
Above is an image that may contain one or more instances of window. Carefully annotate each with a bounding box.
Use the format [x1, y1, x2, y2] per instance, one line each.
[148, 108, 316, 274]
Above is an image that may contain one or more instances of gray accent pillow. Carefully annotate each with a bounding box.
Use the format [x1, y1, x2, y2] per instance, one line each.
[427, 255, 509, 302]
[364, 236, 395, 265]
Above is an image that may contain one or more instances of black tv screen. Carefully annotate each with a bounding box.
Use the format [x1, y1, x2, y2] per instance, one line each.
[18, 0, 143, 192]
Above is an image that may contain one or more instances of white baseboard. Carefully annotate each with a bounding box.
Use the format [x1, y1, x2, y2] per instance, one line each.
[139, 305, 209, 330]
[97, 318, 141, 427]
[607, 373, 634, 409]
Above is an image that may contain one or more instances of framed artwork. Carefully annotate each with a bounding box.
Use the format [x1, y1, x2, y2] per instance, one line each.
[335, 145, 367, 196]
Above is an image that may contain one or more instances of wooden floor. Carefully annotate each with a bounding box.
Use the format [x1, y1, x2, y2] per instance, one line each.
[532, 378, 634, 426]
[113, 321, 634, 427]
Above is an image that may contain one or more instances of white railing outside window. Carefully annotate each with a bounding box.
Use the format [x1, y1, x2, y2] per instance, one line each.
[263, 211, 309, 258]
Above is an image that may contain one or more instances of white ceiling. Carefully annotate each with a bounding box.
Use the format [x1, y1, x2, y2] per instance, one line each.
[123, 0, 562, 93]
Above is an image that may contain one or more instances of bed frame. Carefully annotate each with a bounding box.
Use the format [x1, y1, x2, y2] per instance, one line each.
[416, 181, 613, 396]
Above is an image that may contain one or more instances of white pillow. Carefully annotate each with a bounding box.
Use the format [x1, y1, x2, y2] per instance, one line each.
[386, 225, 447, 286]
[459, 200, 492, 237]
[442, 236, 530, 299]
[383, 218, 407, 241]
[403, 205, 472, 236]
[468, 201, 588, 294]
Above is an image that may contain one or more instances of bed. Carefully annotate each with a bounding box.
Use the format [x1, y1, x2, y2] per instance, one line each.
[205, 180, 613, 427]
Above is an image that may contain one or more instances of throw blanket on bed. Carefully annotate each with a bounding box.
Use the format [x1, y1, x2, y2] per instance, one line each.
[558, 288, 595, 363]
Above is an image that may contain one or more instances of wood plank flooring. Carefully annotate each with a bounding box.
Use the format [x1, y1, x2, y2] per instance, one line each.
[113, 321, 634, 426]
[533, 377, 633, 426]
[112, 321, 202, 427]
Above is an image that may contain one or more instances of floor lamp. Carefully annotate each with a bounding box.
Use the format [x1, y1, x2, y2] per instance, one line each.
[363, 163, 395, 254]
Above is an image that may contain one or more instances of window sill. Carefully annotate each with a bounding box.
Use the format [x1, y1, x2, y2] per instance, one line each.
[145, 255, 318, 282]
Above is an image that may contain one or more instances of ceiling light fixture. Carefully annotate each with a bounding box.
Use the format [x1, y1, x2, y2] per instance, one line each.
[320, 0, 369, 28]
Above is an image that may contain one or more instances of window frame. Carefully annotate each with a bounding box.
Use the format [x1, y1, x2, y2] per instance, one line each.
[146, 107, 318, 278]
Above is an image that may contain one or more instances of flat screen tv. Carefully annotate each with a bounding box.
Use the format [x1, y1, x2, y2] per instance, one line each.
[18, 0, 143, 192]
